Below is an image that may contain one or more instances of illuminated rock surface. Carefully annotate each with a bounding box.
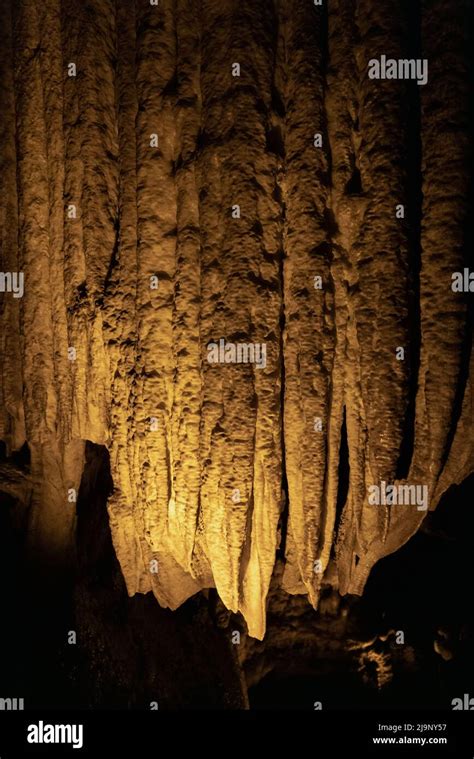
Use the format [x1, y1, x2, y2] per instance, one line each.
[0, 0, 472, 645]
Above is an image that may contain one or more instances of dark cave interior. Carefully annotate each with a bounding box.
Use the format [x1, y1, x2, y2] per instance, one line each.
[0, 442, 472, 709]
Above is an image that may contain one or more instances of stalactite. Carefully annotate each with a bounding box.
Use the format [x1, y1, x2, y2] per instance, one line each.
[280, 0, 334, 610]
[0, 0, 472, 641]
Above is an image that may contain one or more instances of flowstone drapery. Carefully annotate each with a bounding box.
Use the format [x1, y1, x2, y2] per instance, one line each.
[0, 0, 472, 640]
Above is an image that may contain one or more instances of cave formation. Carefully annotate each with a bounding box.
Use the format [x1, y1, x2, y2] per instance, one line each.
[0, 0, 472, 709]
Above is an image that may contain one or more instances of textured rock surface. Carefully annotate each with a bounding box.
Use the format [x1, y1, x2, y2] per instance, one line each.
[0, 0, 472, 641]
